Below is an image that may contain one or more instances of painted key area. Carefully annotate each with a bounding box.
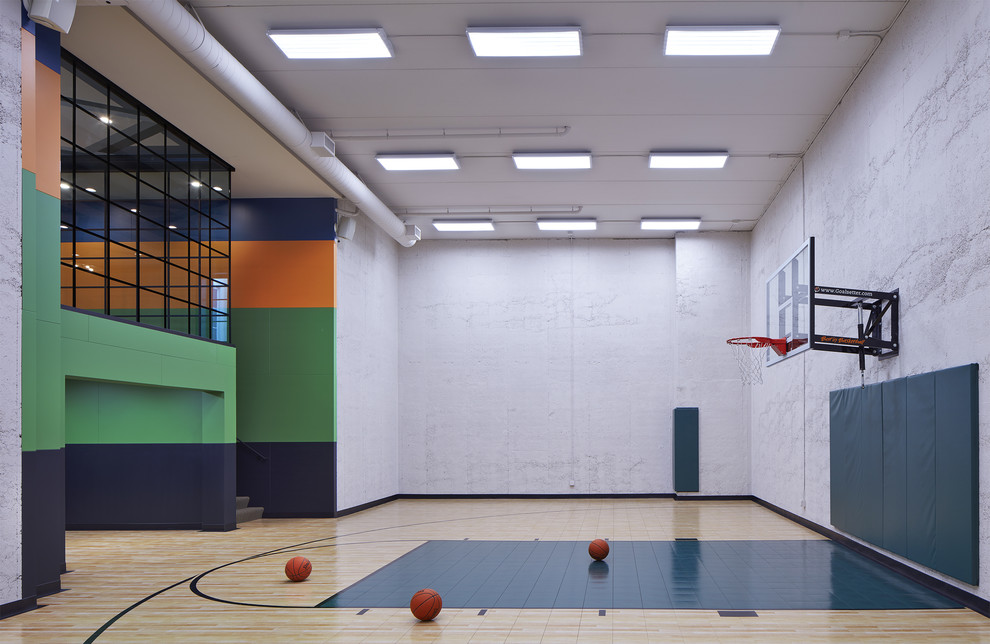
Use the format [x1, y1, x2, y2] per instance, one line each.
[320, 540, 960, 611]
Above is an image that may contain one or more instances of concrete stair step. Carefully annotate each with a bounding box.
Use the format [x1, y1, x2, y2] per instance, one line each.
[236, 506, 264, 524]
[236, 496, 250, 510]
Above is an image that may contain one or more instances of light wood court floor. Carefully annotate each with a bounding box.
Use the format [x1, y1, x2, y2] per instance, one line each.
[3, 498, 990, 642]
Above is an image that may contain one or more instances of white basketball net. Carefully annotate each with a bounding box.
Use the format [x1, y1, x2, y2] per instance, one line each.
[728, 343, 767, 385]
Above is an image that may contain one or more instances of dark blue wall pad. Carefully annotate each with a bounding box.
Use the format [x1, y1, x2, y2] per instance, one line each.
[830, 364, 978, 584]
[236, 441, 335, 517]
[673, 407, 699, 492]
[231, 198, 337, 241]
[22, 449, 65, 598]
[65, 443, 235, 530]
[319, 540, 960, 610]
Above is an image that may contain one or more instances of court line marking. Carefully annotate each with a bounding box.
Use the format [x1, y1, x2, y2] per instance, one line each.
[84, 505, 619, 640]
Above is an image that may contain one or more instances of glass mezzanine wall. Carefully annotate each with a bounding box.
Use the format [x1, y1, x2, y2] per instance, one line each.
[58, 51, 231, 342]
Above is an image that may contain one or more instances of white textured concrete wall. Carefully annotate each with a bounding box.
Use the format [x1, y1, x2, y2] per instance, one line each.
[0, 0, 21, 606]
[751, 0, 990, 598]
[750, 169, 816, 517]
[675, 233, 751, 495]
[398, 239, 675, 494]
[335, 214, 400, 511]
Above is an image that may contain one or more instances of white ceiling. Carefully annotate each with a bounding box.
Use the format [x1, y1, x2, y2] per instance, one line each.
[67, 0, 908, 241]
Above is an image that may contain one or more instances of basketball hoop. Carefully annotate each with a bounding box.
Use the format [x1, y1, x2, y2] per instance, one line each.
[726, 337, 787, 385]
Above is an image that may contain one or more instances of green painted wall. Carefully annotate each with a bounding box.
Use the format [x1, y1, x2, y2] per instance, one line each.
[22, 169, 63, 453]
[66, 380, 216, 444]
[232, 306, 334, 442]
[61, 310, 237, 444]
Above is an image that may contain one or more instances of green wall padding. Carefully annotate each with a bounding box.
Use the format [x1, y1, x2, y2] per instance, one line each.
[830, 364, 979, 584]
[673, 407, 699, 492]
[880, 378, 908, 558]
[905, 373, 936, 570]
[933, 365, 979, 583]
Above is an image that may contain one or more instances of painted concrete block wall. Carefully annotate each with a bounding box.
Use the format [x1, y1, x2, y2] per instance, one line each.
[750, 0, 990, 597]
[398, 239, 675, 494]
[674, 233, 750, 495]
[336, 214, 400, 511]
[0, 0, 21, 606]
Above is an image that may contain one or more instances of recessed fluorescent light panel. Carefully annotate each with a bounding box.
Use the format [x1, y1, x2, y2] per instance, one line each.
[432, 220, 495, 232]
[467, 27, 582, 57]
[513, 153, 592, 170]
[664, 26, 781, 56]
[537, 219, 597, 231]
[268, 28, 394, 59]
[641, 218, 701, 231]
[376, 154, 460, 171]
[649, 153, 728, 169]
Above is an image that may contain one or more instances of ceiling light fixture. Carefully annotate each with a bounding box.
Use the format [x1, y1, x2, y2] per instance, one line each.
[649, 152, 728, 169]
[537, 219, 597, 231]
[641, 218, 701, 231]
[664, 26, 781, 56]
[99, 115, 112, 124]
[268, 28, 394, 59]
[512, 152, 592, 170]
[432, 219, 495, 232]
[60, 182, 71, 190]
[376, 154, 460, 171]
[84, 187, 97, 193]
[467, 27, 582, 57]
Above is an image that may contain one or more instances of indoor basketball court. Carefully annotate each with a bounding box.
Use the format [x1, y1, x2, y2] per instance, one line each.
[3, 0, 990, 642]
[7, 499, 990, 642]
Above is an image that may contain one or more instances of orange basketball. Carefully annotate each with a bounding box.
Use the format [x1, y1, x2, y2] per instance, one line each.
[589, 538, 609, 561]
[410, 588, 442, 621]
[285, 556, 312, 582]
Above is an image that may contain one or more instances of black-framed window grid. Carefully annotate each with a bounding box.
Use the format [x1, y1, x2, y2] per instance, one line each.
[60, 50, 232, 342]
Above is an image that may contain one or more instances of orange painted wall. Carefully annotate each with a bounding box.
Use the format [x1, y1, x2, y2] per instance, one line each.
[21, 28, 60, 198]
[230, 240, 335, 309]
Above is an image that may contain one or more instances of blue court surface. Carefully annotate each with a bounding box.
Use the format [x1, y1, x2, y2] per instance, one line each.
[319, 540, 960, 611]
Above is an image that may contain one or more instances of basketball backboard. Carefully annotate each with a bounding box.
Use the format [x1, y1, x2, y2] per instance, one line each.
[765, 237, 813, 365]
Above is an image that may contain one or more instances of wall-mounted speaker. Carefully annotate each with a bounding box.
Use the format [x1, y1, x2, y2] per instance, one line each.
[336, 216, 357, 241]
[23, 0, 76, 34]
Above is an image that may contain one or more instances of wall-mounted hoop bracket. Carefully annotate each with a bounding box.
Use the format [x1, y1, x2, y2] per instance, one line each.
[810, 286, 899, 359]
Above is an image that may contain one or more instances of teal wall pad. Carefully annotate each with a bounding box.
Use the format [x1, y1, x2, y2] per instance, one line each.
[905, 373, 937, 569]
[673, 408, 699, 492]
[880, 378, 908, 557]
[830, 364, 979, 584]
[933, 365, 979, 583]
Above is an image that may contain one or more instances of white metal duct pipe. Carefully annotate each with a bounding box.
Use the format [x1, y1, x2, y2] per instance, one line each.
[122, 0, 416, 246]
